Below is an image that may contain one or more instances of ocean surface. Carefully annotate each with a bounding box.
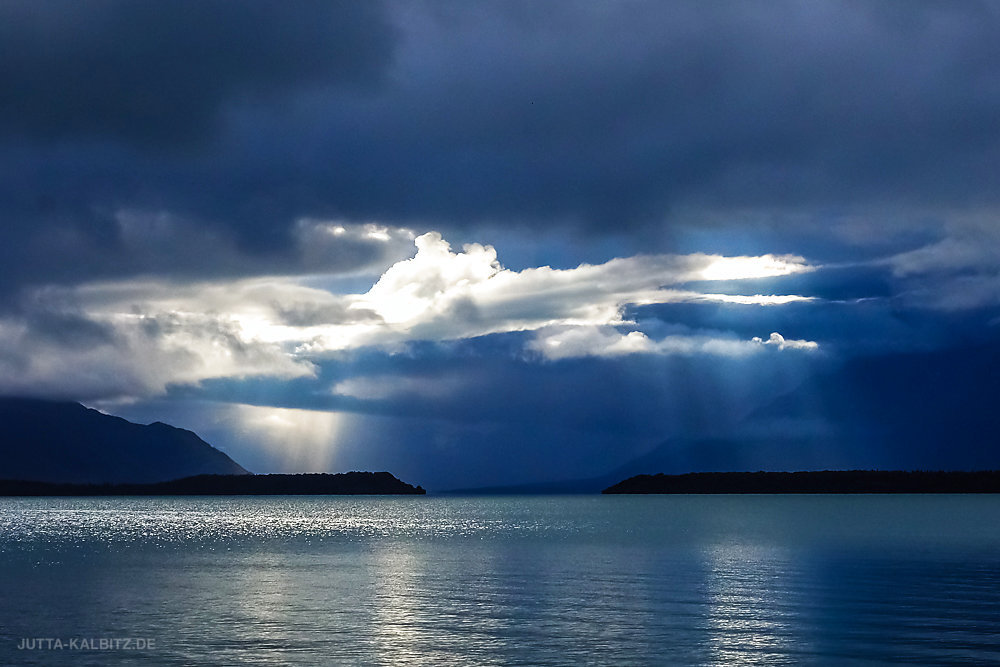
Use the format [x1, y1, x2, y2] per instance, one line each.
[1, 494, 999, 666]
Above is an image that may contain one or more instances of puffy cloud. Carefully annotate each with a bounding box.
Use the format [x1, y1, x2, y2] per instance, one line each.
[358, 232, 504, 325]
[751, 332, 819, 351]
[529, 327, 656, 360]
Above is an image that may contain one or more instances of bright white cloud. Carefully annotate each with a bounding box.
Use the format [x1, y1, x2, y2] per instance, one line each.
[306, 232, 814, 350]
[693, 293, 814, 305]
[751, 332, 819, 351]
[697, 254, 813, 281]
[529, 327, 656, 360]
[3, 227, 818, 400]
[357, 232, 503, 324]
[531, 326, 819, 360]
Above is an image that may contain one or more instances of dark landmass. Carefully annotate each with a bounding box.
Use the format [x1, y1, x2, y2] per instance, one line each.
[603, 470, 1000, 494]
[0, 472, 425, 496]
[0, 397, 248, 484]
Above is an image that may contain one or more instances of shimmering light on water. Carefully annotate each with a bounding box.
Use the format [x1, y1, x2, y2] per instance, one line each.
[2, 495, 1000, 665]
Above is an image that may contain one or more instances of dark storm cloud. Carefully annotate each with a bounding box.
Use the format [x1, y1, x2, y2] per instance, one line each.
[296, 0, 1000, 227]
[0, 0, 395, 144]
[3, 0, 1000, 297]
[0, 0, 398, 299]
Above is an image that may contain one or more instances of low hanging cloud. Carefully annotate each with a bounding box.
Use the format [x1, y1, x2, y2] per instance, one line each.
[887, 212, 1000, 311]
[752, 332, 819, 351]
[530, 326, 819, 360]
[0, 226, 818, 400]
[0, 309, 312, 401]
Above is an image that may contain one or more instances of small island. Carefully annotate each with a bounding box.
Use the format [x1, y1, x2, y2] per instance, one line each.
[603, 470, 1000, 494]
[0, 472, 425, 496]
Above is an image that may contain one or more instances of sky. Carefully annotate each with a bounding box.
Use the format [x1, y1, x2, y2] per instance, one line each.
[2, 1, 1000, 490]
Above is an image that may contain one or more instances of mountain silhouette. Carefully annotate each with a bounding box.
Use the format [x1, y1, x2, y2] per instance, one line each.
[0, 397, 248, 484]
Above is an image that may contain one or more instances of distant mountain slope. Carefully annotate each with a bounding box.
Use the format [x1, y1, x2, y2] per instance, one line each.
[0, 397, 249, 484]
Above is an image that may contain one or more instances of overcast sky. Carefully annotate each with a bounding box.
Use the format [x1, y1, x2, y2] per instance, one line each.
[2, 1, 1000, 489]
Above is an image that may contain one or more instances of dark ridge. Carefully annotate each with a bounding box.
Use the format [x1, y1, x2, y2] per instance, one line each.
[602, 470, 1000, 494]
[0, 397, 248, 484]
[0, 472, 426, 496]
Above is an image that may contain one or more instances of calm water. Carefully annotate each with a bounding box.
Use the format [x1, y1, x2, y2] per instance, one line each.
[1, 495, 999, 666]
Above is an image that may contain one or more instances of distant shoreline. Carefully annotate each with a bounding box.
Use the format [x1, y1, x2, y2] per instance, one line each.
[603, 470, 1000, 494]
[0, 472, 426, 496]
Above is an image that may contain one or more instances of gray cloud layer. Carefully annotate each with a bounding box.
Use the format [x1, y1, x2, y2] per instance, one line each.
[2, 1, 999, 300]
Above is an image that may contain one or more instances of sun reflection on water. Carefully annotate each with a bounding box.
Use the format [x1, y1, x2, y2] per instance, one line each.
[703, 544, 804, 665]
